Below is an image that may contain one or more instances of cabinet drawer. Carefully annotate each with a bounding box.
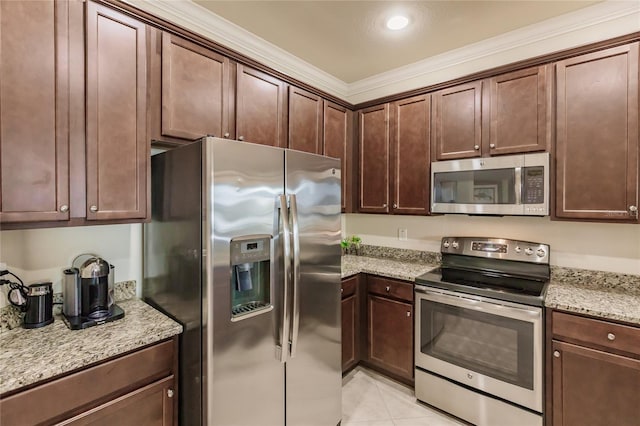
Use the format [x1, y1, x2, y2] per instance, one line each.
[367, 276, 413, 302]
[0, 339, 175, 425]
[341, 276, 358, 299]
[552, 311, 640, 356]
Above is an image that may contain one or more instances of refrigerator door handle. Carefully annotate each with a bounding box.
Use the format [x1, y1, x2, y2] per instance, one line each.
[289, 194, 301, 358]
[277, 194, 292, 363]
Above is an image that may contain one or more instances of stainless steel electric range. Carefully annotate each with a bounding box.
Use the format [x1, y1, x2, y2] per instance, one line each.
[414, 237, 550, 426]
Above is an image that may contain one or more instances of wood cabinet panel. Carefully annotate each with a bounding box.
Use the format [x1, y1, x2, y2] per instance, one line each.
[367, 276, 413, 302]
[160, 32, 229, 142]
[0, 340, 175, 425]
[58, 376, 175, 426]
[235, 64, 286, 147]
[555, 43, 639, 221]
[552, 340, 640, 426]
[552, 311, 640, 356]
[0, 0, 69, 223]
[342, 295, 357, 371]
[433, 81, 482, 160]
[367, 294, 413, 380]
[288, 86, 322, 154]
[391, 94, 431, 214]
[488, 65, 550, 155]
[323, 102, 352, 212]
[86, 2, 148, 220]
[359, 104, 390, 213]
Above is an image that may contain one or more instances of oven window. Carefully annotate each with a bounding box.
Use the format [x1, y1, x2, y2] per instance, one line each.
[419, 299, 534, 390]
[433, 168, 515, 204]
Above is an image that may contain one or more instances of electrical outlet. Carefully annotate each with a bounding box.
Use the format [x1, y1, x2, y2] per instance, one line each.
[398, 228, 408, 241]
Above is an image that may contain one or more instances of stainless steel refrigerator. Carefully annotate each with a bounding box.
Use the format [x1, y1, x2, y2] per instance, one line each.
[144, 136, 342, 426]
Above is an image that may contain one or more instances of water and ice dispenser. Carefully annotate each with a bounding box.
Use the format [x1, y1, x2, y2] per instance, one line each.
[230, 235, 272, 320]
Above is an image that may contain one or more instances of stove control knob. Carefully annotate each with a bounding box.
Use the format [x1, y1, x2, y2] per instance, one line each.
[515, 246, 522, 254]
[451, 241, 459, 249]
[443, 240, 450, 248]
[524, 247, 533, 256]
[536, 248, 546, 258]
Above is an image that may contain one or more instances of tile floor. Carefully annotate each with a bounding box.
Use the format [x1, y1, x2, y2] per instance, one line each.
[342, 366, 468, 426]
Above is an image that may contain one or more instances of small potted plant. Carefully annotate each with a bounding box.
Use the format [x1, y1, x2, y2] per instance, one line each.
[340, 235, 362, 255]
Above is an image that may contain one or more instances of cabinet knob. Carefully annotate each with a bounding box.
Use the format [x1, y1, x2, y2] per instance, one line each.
[489, 143, 496, 149]
[238, 136, 244, 141]
[382, 203, 387, 208]
[630, 205, 638, 218]
[406, 311, 411, 317]
[89, 205, 98, 213]
[223, 132, 230, 138]
[553, 350, 560, 358]
[385, 286, 390, 292]
[341, 288, 343, 294]
[474, 145, 480, 150]
[467, 373, 473, 379]
[59, 205, 69, 213]
[607, 333, 616, 341]
[167, 389, 174, 398]
[393, 203, 397, 209]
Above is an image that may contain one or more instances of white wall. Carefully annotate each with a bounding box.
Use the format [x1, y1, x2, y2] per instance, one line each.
[0, 224, 142, 308]
[344, 214, 640, 275]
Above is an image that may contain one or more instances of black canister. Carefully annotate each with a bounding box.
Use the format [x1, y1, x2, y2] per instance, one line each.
[23, 282, 54, 329]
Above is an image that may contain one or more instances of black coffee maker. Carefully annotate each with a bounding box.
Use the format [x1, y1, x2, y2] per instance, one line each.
[62, 255, 124, 330]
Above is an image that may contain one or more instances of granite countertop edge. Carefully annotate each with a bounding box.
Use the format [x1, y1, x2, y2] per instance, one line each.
[0, 298, 182, 395]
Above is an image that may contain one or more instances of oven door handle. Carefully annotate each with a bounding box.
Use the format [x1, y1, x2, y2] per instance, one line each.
[414, 285, 542, 322]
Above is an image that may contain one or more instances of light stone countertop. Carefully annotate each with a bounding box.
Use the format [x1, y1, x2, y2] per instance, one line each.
[0, 298, 182, 395]
[341, 255, 437, 282]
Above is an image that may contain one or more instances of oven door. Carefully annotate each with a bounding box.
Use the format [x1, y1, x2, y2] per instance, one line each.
[415, 285, 543, 412]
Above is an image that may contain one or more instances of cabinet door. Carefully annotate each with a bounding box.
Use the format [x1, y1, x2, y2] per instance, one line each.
[359, 104, 390, 213]
[488, 65, 550, 155]
[160, 32, 230, 142]
[367, 294, 413, 380]
[552, 341, 640, 426]
[555, 43, 639, 222]
[58, 376, 175, 426]
[323, 102, 352, 212]
[0, 0, 69, 223]
[236, 64, 286, 147]
[342, 294, 357, 372]
[433, 81, 482, 160]
[86, 2, 148, 220]
[288, 86, 322, 154]
[391, 94, 431, 215]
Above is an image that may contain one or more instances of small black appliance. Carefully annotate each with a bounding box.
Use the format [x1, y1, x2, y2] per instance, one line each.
[22, 282, 54, 329]
[62, 255, 124, 330]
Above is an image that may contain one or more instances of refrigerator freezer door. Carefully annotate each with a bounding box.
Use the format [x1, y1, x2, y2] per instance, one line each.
[206, 138, 286, 426]
[285, 149, 342, 426]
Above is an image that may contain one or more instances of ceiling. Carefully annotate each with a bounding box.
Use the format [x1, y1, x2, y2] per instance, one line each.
[194, 1, 600, 83]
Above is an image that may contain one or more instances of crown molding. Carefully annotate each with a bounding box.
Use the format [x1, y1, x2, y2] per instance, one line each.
[124, 0, 349, 100]
[125, 1, 640, 105]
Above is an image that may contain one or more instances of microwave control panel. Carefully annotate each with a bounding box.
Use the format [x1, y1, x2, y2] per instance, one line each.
[522, 166, 545, 204]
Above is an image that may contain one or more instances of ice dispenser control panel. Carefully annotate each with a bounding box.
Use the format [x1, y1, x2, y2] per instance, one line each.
[230, 235, 272, 321]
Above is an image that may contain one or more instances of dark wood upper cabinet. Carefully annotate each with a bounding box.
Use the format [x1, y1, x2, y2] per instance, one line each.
[323, 101, 353, 212]
[85, 2, 149, 221]
[555, 43, 639, 222]
[358, 104, 390, 213]
[433, 81, 482, 160]
[151, 31, 230, 144]
[487, 65, 551, 155]
[288, 86, 322, 154]
[391, 95, 431, 215]
[235, 64, 286, 147]
[0, 0, 70, 223]
[433, 66, 550, 160]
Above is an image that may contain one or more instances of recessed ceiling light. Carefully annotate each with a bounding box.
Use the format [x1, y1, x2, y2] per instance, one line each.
[386, 15, 409, 31]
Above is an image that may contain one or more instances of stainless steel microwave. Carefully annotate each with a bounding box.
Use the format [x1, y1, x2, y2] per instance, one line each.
[431, 152, 549, 216]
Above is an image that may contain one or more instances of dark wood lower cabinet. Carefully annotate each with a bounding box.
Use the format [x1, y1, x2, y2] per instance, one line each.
[549, 310, 640, 426]
[59, 376, 175, 426]
[341, 275, 360, 373]
[365, 276, 414, 382]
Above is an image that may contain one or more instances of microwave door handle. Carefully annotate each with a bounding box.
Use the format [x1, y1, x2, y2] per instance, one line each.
[514, 166, 522, 205]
